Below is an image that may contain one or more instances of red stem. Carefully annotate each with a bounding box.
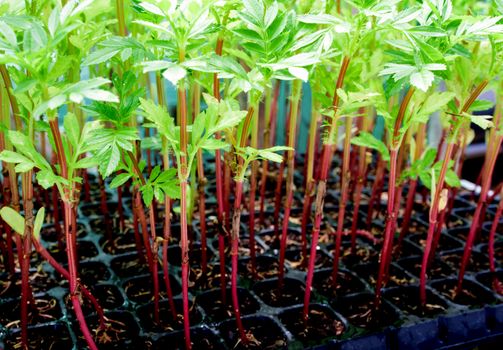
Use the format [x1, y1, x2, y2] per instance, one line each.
[273, 157, 285, 237]
[396, 178, 418, 249]
[375, 87, 415, 307]
[366, 157, 386, 228]
[332, 116, 353, 287]
[213, 37, 227, 305]
[456, 135, 502, 293]
[488, 188, 503, 294]
[180, 180, 192, 350]
[248, 161, 258, 278]
[178, 82, 192, 349]
[231, 181, 248, 343]
[303, 56, 350, 320]
[259, 81, 281, 225]
[50, 118, 98, 349]
[420, 80, 488, 304]
[374, 148, 398, 306]
[33, 238, 106, 327]
[148, 205, 161, 324]
[98, 174, 113, 246]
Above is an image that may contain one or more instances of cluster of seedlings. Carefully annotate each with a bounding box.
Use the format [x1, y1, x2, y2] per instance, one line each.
[0, 0, 502, 349]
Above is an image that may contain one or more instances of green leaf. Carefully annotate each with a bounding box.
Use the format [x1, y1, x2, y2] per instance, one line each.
[64, 113, 80, 149]
[138, 1, 165, 16]
[140, 98, 177, 144]
[110, 173, 131, 188]
[14, 162, 35, 172]
[82, 48, 120, 66]
[410, 69, 435, 92]
[470, 100, 494, 112]
[162, 65, 187, 86]
[351, 132, 390, 161]
[213, 110, 249, 133]
[33, 207, 45, 240]
[36, 170, 64, 189]
[141, 184, 154, 206]
[287, 67, 308, 82]
[408, 26, 446, 37]
[74, 157, 99, 169]
[0, 207, 25, 235]
[417, 92, 455, 118]
[256, 146, 292, 163]
[200, 138, 229, 151]
[0, 150, 31, 164]
[149, 165, 161, 182]
[242, 0, 265, 23]
[100, 142, 121, 178]
[445, 169, 461, 188]
[469, 114, 493, 129]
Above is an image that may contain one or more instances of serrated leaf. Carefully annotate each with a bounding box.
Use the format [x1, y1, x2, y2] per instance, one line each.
[162, 65, 187, 86]
[410, 69, 434, 92]
[469, 114, 493, 129]
[36, 169, 64, 189]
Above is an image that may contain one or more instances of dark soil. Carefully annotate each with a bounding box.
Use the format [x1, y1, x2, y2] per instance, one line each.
[441, 251, 490, 272]
[476, 271, 503, 297]
[449, 227, 489, 244]
[285, 248, 331, 271]
[432, 279, 497, 307]
[123, 273, 181, 305]
[407, 233, 464, 252]
[80, 201, 121, 217]
[239, 255, 282, 280]
[312, 269, 367, 298]
[219, 316, 287, 350]
[384, 286, 448, 317]
[153, 327, 225, 350]
[354, 263, 416, 288]
[136, 299, 202, 332]
[47, 240, 98, 264]
[65, 284, 125, 315]
[197, 287, 260, 322]
[5, 323, 73, 350]
[0, 295, 62, 329]
[190, 264, 226, 291]
[332, 293, 399, 330]
[397, 256, 455, 280]
[75, 311, 141, 349]
[337, 243, 380, 266]
[278, 304, 346, 346]
[40, 222, 87, 242]
[110, 253, 150, 278]
[252, 278, 304, 307]
[99, 230, 139, 255]
[257, 228, 303, 250]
